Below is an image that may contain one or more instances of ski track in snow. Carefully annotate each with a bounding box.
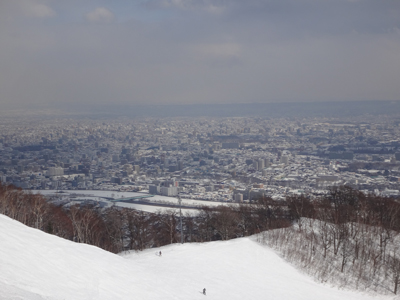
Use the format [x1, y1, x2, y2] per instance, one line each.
[0, 214, 394, 300]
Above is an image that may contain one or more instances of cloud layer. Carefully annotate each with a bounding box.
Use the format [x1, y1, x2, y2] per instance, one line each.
[1, 0, 400, 108]
[86, 7, 114, 23]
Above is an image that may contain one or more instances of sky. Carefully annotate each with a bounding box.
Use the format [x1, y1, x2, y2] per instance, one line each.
[1, 0, 400, 109]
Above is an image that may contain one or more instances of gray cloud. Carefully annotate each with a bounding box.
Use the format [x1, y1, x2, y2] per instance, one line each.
[1, 0, 56, 19]
[1, 0, 400, 109]
[86, 7, 114, 23]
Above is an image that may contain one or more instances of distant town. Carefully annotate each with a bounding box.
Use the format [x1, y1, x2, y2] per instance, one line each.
[2, 112, 400, 202]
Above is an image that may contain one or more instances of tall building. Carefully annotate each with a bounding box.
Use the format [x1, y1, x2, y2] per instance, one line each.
[149, 185, 160, 195]
[280, 156, 289, 165]
[264, 158, 271, 167]
[253, 161, 258, 170]
[234, 193, 243, 202]
[47, 167, 64, 176]
[258, 159, 264, 170]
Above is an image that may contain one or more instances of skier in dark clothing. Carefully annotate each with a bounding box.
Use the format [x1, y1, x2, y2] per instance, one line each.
[203, 288, 206, 295]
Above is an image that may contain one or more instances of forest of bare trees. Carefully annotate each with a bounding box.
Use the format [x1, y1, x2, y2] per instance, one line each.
[261, 186, 400, 295]
[0, 183, 289, 253]
[2, 182, 400, 294]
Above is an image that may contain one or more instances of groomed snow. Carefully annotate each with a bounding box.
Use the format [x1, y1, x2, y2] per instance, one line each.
[0, 214, 392, 300]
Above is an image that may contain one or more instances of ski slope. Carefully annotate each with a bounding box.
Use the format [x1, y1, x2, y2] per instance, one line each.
[0, 214, 392, 300]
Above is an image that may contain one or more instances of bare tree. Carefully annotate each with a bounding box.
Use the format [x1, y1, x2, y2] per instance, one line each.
[154, 210, 179, 246]
[104, 207, 126, 252]
[212, 206, 239, 241]
[388, 253, 400, 294]
[126, 209, 152, 250]
[68, 205, 102, 244]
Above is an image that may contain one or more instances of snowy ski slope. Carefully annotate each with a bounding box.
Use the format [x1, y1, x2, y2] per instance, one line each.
[0, 214, 392, 300]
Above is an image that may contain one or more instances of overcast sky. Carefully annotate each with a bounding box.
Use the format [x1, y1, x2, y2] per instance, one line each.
[1, 0, 400, 108]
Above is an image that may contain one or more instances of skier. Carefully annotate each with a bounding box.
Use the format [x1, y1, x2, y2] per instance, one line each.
[203, 288, 206, 295]
[159, 251, 162, 256]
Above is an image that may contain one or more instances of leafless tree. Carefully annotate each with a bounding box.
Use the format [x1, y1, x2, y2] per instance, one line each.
[388, 253, 400, 294]
[153, 209, 179, 246]
[103, 207, 126, 252]
[213, 206, 239, 240]
[126, 209, 152, 250]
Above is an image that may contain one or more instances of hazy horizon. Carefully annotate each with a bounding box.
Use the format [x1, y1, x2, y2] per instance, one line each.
[2, 100, 400, 119]
[1, 0, 400, 109]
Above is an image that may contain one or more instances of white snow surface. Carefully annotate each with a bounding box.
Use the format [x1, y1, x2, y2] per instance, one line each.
[32, 190, 233, 214]
[0, 214, 392, 300]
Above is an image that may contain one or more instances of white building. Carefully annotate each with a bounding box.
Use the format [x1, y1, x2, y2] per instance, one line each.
[160, 186, 178, 196]
[47, 167, 64, 177]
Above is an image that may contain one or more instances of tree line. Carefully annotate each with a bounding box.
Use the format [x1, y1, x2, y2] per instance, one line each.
[0, 183, 289, 253]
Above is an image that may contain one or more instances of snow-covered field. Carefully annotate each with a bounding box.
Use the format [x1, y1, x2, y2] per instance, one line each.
[32, 190, 234, 213]
[0, 214, 392, 300]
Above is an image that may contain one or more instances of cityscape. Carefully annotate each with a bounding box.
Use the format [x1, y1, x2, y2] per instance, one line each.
[2, 110, 400, 205]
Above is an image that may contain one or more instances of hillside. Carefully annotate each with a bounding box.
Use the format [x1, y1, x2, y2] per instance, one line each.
[0, 214, 392, 300]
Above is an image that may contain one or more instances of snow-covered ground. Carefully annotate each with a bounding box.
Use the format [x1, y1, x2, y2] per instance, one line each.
[0, 214, 392, 300]
[32, 190, 235, 213]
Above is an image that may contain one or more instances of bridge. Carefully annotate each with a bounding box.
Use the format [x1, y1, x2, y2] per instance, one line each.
[110, 195, 155, 202]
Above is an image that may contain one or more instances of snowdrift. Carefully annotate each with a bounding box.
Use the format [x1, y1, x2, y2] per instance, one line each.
[0, 214, 390, 300]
